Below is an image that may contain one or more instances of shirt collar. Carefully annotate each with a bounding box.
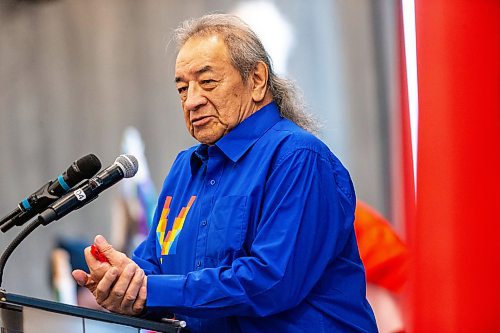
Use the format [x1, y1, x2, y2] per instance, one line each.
[216, 101, 282, 162]
[190, 101, 282, 172]
[190, 144, 208, 174]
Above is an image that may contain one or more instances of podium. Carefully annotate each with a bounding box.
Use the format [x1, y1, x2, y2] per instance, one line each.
[0, 290, 186, 332]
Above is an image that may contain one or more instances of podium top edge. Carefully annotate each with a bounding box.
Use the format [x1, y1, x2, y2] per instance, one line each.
[0, 290, 184, 333]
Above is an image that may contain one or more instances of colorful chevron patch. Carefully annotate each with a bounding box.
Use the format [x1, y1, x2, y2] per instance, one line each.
[156, 195, 196, 258]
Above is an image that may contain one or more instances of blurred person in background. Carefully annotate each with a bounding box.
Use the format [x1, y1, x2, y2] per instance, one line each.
[355, 200, 408, 333]
[72, 13, 377, 333]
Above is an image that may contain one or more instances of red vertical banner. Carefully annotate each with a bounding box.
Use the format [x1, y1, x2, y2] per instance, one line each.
[410, 0, 500, 331]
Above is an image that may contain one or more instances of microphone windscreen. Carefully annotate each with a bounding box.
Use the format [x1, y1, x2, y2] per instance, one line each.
[115, 155, 139, 178]
[68, 154, 102, 181]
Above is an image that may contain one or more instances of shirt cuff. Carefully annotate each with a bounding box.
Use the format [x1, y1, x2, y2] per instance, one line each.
[147, 274, 187, 308]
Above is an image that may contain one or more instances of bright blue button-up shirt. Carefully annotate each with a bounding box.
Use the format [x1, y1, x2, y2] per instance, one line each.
[133, 102, 377, 333]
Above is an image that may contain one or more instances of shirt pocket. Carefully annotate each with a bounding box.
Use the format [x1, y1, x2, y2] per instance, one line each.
[206, 195, 248, 264]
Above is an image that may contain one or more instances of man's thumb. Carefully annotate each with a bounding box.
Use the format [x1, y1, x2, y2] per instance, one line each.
[94, 234, 114, 256]
[93, 234, 126, 265]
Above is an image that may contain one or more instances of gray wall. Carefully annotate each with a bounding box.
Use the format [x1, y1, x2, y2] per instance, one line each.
[0, 0, 398, 299]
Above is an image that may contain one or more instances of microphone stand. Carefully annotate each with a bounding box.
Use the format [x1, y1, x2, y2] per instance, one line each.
[0, 218, 41, 287]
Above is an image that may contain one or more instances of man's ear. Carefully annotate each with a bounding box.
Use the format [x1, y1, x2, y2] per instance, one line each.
[251, 61, 269, 103]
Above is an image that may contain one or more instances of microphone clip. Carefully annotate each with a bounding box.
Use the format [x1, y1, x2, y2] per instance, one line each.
[0, 181, 83, 233]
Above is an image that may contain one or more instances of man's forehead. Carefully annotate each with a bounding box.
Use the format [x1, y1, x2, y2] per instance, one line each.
[177, 35, 225, 59]
[175, 65, 214, 82]
[174, 36, 231, 80]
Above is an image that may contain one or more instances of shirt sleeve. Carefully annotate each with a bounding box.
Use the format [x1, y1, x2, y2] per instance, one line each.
[141, 148, 356, 318]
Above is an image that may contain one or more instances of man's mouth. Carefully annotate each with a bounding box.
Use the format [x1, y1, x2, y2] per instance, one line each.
[192, 116, 212, 127]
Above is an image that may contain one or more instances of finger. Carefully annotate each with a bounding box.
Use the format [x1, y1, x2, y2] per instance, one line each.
[94, 235, 132, 271]
[84, 246, 111, 282]
[72, 269, 89, 287]
[95, 267, 119, 304]
[132, 278, 147, 315]
[72, 270, 98, 293]
[120, 267, 145, 313]
[94, 235, 113, 254]
[101, 263, 137, 311]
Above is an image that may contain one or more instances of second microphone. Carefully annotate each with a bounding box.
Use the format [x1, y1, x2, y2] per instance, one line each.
[38, 155, 139, 226]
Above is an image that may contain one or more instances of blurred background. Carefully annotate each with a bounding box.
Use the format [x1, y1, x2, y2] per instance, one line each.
[0, 0, 401, 297]
[0, 0, 498, 332]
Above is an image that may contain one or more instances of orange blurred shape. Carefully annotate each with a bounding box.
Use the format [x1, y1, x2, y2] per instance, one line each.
[354, 200, 409, 293]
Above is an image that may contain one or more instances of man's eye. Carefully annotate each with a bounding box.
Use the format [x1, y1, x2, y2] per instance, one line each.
[177, 86, 187, 94]
[201, 79, 217, 87]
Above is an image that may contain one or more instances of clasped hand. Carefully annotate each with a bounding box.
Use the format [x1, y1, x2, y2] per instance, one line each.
[71, 235, 147, 316]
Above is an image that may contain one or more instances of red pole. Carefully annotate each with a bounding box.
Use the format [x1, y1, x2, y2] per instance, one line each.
[411, 0, 500, 331]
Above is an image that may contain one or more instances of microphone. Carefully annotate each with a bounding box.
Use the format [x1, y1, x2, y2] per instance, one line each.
[38, 155, 138, 225]
[0, 154, 102, 232]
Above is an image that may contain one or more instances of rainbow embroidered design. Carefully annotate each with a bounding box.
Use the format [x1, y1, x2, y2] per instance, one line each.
[156, 195, 196, 258]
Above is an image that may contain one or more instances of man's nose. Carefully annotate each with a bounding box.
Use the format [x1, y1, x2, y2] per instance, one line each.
[184, 84, 207, 111]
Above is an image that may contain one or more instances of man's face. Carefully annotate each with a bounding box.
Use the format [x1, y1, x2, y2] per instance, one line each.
[175, 35, 256, 145]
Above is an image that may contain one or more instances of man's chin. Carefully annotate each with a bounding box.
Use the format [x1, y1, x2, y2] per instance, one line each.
[193, 133, 220, 146]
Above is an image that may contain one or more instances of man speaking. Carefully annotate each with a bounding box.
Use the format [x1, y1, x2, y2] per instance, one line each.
[72, 13, 377, 333]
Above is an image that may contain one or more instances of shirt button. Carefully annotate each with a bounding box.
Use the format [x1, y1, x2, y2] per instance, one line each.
[209, 179, 216, 185]
[201, 220, 207, 226]
[196, 260, 202, 268]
